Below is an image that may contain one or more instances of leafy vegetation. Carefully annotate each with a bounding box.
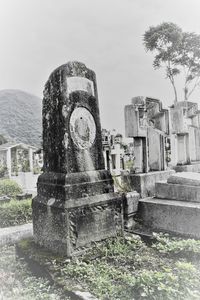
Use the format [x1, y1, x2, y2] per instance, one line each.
[0, 199, 32, 227]
[144, 22, 200, 102]
[153, 232, 200, 258]
[0, 164, 8, 178]
[18, 234, 200, 300]
[0, 179, 22, 196]
[0, 133, 7, 145]
[112, 175, 131, 192]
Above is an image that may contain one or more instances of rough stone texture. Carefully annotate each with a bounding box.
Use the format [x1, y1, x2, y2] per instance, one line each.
[124, 97, 169, 173]
[167, 172, 200, 186]
[139, 198, 200, 238]
[32, 61, 123, 256]
[123, 191, 140, 229]
[123, 170, 175, 198]
[170, 100, 200, 167]
[173, 163, 200, 173]
[155, 181, 200, 202]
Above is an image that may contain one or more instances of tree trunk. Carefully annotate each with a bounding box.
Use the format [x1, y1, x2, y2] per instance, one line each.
[171, 80, 178, 104]
[184, 87, 188, 101]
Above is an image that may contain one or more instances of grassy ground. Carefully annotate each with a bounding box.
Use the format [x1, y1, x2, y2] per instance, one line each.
[0, 244, 69, 299]
[16, 233, 200, 300]
[0, 199, 32, 227]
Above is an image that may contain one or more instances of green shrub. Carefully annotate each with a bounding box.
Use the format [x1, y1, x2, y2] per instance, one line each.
[0, 164, 8, 178]
[153, 233, 200, 257]
[0, 199, 32, 227]
[0, 179, 22, 196]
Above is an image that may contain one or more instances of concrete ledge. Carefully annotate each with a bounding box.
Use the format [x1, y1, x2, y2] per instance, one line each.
[174, 162, 200, 173]
[139, 198, 200, 238]
[124, 170, 175, 198]
[0, 223, 33, 246]
[155, 181, 200, 202]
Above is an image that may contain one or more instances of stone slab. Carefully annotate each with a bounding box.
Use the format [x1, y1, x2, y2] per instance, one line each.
[123, 170, 175, 198]
[167, 172, 200, 186]
[174, 162, 200, 173]
[123, 191, 140, 229]
[0, 223, 33, 246]
[155, 181, 200, 202]
[139, 198, 200, 238]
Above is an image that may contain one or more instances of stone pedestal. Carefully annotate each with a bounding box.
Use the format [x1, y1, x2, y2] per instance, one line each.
[123, 170, 175, 198]
[170, 101, 200, 170]
[139, 172, 200, 238]
[122, 191, 139, 229]
[32, 62, 123, 256]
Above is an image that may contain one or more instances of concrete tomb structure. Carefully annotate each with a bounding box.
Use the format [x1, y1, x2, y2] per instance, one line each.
[139, 172, 200, 238]
[32, 61, 124, 256]
[124, 96, 174, 198]
[170, 101, 200, 172]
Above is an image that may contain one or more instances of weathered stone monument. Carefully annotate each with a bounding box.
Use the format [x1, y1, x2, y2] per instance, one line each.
[139, 172, 200, 238]
[170, 101, 200, 172]
[124, 96, 174, 197]
[32, 61, 123, 256]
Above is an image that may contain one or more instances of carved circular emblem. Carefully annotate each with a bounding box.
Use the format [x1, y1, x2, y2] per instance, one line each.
[70, 107, 96, 149]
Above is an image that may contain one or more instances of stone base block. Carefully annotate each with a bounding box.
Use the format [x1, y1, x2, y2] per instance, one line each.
[32, 192, 123, 256]
[139, 198, 200, 238]
[123, 170, 175, 198]
[155, 181, 200, 202]
[174, 162, 200, 173]
[123, 191, 140, 229]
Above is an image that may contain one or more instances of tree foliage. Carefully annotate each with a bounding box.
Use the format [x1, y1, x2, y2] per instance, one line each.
[0, 134, 7, 145]
[144, 22, 200, 103]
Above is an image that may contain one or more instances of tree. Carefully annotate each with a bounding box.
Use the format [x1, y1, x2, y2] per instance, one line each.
[143, 22, 200, 103]
[178, 32, 200, 100]
[0, 134, 7, 145]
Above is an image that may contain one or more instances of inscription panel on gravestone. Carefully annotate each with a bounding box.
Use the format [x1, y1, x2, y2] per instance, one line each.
[66, 76, 95, 96]
[74, 207, 117, 247]
[70, 107, 96, 149]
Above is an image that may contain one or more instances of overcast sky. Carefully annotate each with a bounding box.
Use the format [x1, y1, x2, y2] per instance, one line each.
[0, 0, 200, 134]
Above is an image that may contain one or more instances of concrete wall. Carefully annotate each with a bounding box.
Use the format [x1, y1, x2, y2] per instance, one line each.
[11, 172, 39, 193]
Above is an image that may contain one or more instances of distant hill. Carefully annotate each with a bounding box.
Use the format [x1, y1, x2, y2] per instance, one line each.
[0, 89, 42, 147]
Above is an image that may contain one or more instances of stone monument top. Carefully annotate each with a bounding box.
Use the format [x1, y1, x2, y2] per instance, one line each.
[43, 61, 104, 175]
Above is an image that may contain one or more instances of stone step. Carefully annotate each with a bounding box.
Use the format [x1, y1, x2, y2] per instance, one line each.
[174, 162, 200, 173]
[139, 198, 200, 238]
[155, 181, 200, 202]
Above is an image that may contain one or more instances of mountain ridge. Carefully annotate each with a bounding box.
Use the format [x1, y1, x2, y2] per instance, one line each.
[0, 89, 42, 147]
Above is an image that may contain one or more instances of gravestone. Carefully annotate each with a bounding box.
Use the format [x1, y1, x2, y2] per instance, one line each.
[170, 101, 200, 172]
[124, 96, 174, 197]
[139, 172, 200, 238]
[32, 61, 124, 256]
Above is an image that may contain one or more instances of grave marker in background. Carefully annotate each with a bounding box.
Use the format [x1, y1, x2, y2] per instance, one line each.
[124, 96, 174, 197]
[170, 101, 200, 172]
